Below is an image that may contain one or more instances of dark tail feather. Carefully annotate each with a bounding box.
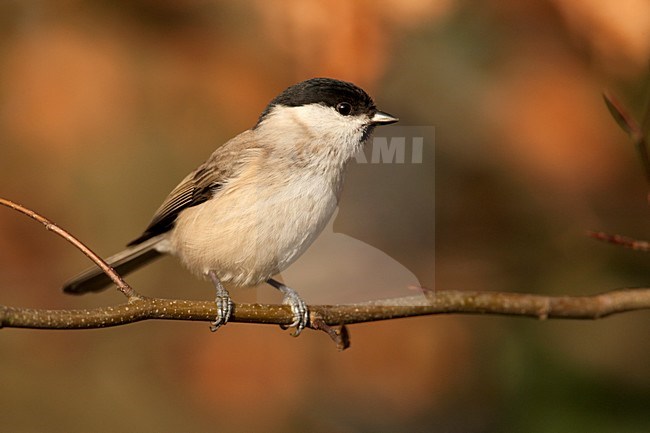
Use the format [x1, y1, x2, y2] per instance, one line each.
[63, 238, 164, 295]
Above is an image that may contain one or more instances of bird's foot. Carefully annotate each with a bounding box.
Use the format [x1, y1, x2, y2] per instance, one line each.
[267, 279, 309, 336]
[208, 271, 233, 332]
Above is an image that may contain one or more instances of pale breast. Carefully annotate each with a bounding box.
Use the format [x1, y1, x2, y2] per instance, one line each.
[168, 169, 340, 286]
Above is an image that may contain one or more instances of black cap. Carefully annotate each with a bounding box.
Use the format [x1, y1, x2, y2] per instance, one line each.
[257, 78, 376, 126]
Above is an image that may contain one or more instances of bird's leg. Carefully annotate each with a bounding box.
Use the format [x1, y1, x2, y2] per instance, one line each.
[208, 270, 233, 332]
[266, 278, 309, 336]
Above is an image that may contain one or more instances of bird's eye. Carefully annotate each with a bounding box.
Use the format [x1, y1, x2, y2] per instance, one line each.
[336, 102, 352, 116]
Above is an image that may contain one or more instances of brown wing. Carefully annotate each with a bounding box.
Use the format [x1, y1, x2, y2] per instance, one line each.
[127, 131, 261, 246]
[127, 164, 222, 246]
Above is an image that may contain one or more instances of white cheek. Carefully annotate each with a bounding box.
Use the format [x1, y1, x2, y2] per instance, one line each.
[256, 104, 370, 171]
[293, 104, 365, 133]
[292, 106, 368, 159]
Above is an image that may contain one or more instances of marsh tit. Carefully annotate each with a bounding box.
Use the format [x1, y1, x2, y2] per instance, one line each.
[63, 77, 398, 335]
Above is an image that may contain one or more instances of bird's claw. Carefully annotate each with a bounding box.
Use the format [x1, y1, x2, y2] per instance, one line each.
[277, 285, 309, 336]
[209, 271, 233, 332]
[210, 292, 233, 332]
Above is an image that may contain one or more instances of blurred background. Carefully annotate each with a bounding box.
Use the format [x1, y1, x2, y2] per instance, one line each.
[1, 1, 650, 432]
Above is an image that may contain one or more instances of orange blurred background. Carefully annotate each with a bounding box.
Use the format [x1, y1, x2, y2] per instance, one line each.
[1, 1, 650, 432]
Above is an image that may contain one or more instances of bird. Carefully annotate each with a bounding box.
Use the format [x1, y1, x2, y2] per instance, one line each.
[62, 77, 398, 336]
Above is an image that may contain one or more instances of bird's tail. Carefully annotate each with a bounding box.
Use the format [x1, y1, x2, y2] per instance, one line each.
[62, 237, 165, 295]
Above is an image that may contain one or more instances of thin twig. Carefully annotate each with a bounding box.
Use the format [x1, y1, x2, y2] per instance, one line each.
[588, 231, 650, 251]
[0, 198, 139, 299]
[603, 91, 650, 183]
[593, 89, 650, 247]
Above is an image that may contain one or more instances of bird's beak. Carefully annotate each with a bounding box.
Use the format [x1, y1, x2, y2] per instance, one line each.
[370, 110, 399, 125]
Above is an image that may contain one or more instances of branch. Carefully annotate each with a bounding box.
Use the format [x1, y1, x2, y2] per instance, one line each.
[1, 287, 649, 329]
[2, 197, 650, 350]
